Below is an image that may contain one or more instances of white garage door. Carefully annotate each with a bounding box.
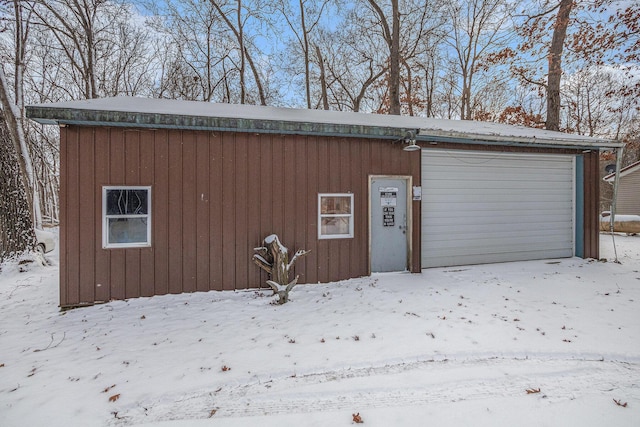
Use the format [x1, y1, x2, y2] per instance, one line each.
[421, 150, 574, 268]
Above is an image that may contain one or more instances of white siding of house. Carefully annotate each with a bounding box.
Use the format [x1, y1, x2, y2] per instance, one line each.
[616, 171, 640, 215]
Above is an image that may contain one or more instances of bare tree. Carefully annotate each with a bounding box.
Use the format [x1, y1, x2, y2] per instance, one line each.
[30, 0, 102, 99]
[276, 0, 331, 109]
[0, 117, 34, 260]
[563, 65, 639, 139]
[316, 0, 444, 114]
[366, 0, 401, 114]
[209, 0, 267, 105]
[0, 0, 42, 230]
[313, 24, 387, 112]
[145, 0, 234, 101]
[29, 0, 154, 100]
[444, 0, 513, 120]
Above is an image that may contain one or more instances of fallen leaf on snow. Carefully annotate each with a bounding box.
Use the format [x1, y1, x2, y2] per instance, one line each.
[613, 399, 628, 408]
[352, 412, 364, 423]
[526, 388, 541, 394]
[109, 394, 120, 402]
[103, 384, 116, 393]
[221, 365, 231, 372]
[209, 409, 217, 417]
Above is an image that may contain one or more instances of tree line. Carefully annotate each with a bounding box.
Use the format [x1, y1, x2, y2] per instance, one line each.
[0, 0, 638, 258]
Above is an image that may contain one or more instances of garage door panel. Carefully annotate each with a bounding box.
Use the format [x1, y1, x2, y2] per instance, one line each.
[422, 150, 574, 268]
[426, 241, 573, 257]
[423, 204, 571, 221]
[424, 152, 572, 165]
[425, 170, 573, 183]
[424, 178, 572, 191]
[424, 233, 572, 252]
[425, 248, 573, 268]
[423, 221, 572, 237]
[424, 229, 571, 241]
[425, 187, 571, 199]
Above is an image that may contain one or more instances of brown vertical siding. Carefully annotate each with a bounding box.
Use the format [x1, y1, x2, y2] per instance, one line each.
[293, 137, 308, 283]
[195, 132, 211, 292]
[221, 133, 236, 291]
[316, 138, 330, 282]
[61, 126, 597, 307]
[139, 131, 156, 297]
[181, 131, 197, 293]
[234, 133, 249, 289]
[78, 127, 95, 304]
[66, 127, 80, 305]
[59, 127, 68, 305]
[410, 148, 422, 272]
[153, 131, 169, 296]
[246, 133, 263, 287]
[304, 136, 319, 284]
[62, 128, 417, 306]
[167, 134, 183, 294]
[209, 133, 223, 290]
[583, 151, 600, 259]
[124, 130, 141, 299]
[94, 128, 111, 302]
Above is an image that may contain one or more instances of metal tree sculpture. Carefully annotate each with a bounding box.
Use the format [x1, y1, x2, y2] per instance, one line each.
[253, 234, 310, 304]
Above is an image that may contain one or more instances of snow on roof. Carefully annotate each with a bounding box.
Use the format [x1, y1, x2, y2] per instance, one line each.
[604, 160, 640, 181]
[26, 96, 622, 149]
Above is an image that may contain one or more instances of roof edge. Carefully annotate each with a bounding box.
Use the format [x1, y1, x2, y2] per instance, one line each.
[26, 98, 623, 150]
[26, 105, 417, 140]
[604, 159, 640, 181]
[418, 129, 624, 150]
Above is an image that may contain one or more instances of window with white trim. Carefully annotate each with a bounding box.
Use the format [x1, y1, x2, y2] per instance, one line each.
[103, 186, 151, 248]
[318, 193, 354, 239]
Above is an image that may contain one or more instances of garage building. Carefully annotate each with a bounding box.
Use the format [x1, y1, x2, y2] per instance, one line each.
[26, 97, 621, 308]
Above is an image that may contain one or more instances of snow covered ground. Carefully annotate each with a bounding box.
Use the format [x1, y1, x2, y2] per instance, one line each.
[1, 232, 639, 426]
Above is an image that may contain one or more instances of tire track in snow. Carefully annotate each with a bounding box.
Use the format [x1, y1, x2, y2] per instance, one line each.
[111, 357, 640, 425]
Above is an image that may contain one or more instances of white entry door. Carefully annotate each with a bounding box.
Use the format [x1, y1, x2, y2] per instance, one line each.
[370, 177, 409, 272]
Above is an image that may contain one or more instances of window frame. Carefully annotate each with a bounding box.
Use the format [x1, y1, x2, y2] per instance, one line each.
[318, 193, 354, 239]
[102, 186, 152, 249]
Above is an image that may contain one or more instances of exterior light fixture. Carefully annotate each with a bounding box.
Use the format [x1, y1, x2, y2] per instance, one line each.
[403, 130, 420, 151]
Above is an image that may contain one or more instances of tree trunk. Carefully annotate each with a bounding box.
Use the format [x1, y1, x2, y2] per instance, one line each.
[253, 234, 309, 303]
[300, 0, 311, 109]
[315, 44, 329, 110]
[0, 117, 35, 260]
[546, 0, 573, 131]
[389, 0, 401, 115]
[237, 0, 246, 104]
[367, 0, 401, 115]
[0, 70, 43, 231]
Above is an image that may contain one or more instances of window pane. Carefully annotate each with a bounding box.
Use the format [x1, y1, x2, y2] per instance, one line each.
[321, 196, 351, 214]
[320, 217, 350, 235]
[106, 189, 148, 215]
[108, 218, 148, 244]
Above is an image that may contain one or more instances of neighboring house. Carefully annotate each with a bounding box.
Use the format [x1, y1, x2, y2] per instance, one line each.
[604, 160, 640, 215]
[26, 97, 622, 308]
